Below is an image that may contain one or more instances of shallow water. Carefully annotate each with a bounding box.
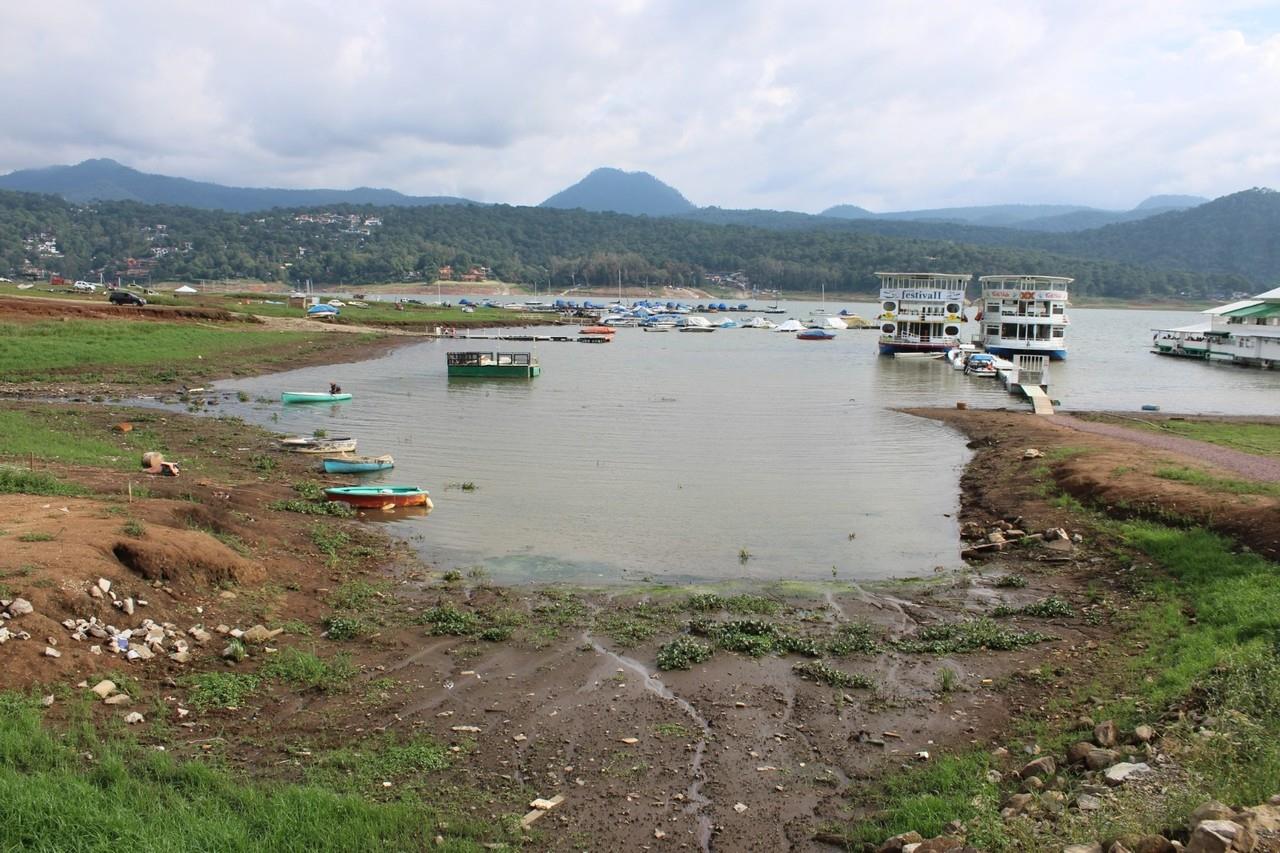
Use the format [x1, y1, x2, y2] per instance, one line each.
[218, 301, 1280, 584]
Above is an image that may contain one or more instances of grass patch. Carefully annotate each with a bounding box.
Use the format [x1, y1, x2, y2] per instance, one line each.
[322, 616, 367, 641]
[653, 722, 691, 738]
[260, 647, 356, 693]
[595, 602, 681, 647]
[308, 734, 449, 790]
[1096, 417, 1280, 458]
[1153, 465, 1280, 498]
[993, 573, 1028, 589]
[121, 519, 145, 538]
[0, 466, 88, 497]
[183, 672, 261, 711]
[268, 498, 356, 517]
[0, 691, 508, 850]
[17, 531, 56, 542]
[308, 524, 351, 565]
[827, 621, 880, 656]
[685, 592, 781, 615]
[992, 596, 1076, 619]
[327, 579, 386, 612]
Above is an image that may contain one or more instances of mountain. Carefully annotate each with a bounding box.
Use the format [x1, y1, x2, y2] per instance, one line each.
[1135, 194, 1208, 210]
[1038, 188, 1280, 283]
[820, 204, 875, 220]
[540, 167, 695, 216]
[0, 159, 475, 213]
[819, 196, 1209, 232]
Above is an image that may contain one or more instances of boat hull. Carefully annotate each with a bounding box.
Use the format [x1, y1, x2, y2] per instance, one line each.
[985, 346, 1067, 361]
[447, 364, 542, 377]
[278, 437, 357, 454]
[323, 486, 431, 508]
[321, 455, 394, 474]
[878, 339, 955, 356]
[281, 392, 353, 404]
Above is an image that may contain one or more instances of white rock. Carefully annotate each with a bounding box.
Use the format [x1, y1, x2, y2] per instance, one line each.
[123, 598, 135, 616]
[103, 694, 132, 706]
[188, 627, 212, 643]
[97, 578, 111, 593]
[89, 586, 104, 599]
[91, 679, 117, 698]
[123, 712, 144, 724]
[1104, 761, 1152, 786]
[733, 802, 748, 814]
[89, 645, 101, 655]
[8, 598, 33, 616]
[43, 646, 61, 658]
[41, 694, 54, 707]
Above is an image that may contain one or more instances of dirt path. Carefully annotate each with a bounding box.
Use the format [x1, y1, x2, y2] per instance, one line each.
[1047, 414, 1280, 482]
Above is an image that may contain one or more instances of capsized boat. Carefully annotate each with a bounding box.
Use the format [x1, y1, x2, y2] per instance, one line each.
[321, 454, 394, 474]
[323, 485, 432, 509]
[277, 436, 358, 454]
[281, 391, 353, 404]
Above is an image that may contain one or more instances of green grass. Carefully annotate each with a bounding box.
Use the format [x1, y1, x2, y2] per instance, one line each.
[793, 660, 874, 689]
[1103, 418, 1280, 458]
[891, 618, 1051, 654]
[0, 692, 505, 851]
[308, 734, 450, 790]
[0, 319, 329, 383]
[183, 672, 261, 711]
[0, 466, 89, 496]
[1153, 465, 1280, 498]
[655, 635, 713, 670]
[260, 648, 357, 693]
[268, 499, 357, 517]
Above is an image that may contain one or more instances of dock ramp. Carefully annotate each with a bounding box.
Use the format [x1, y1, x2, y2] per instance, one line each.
[1022, 384, 1055, 415]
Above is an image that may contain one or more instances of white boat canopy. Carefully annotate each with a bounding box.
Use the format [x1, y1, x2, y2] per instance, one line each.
[775, 319, 805, 332]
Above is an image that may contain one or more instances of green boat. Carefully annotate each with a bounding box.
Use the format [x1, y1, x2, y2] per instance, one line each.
[281, 391, 353, 404]
[447, 351, 540, 378]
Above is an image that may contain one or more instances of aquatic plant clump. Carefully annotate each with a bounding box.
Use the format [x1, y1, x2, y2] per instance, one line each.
[793, 660, 874, 689]
[417, 604, 479, 636]
[992, 596, 1076, 619]
[892, 618, 1052, 654]
[655, 635, 714, 670]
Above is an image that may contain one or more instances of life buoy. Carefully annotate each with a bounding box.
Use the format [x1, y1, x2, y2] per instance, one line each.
[880, 323, 896, 335]
[882, 301, 897, 313]
[945, 302, 961, 315]
[944, 325, 960, 337]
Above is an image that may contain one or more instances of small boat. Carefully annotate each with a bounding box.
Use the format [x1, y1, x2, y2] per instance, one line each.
[946, 345, 979, 370]
[447, 351, 541, 377]
[963, 353, 998, 377]
[578, 326, 616, 336]
[323, 485, 432, 509]
[797, 327, 836, 341]
[775, 319, 805, 333]
[742, 317, 777, 330]
[678, 325, 716, 333]
[281, 391, 353, 404]
[641, 325, 670, 332]
[321, 454, 394, 474]
[307, 304, 339, 318]
[277, 436, 358, 454]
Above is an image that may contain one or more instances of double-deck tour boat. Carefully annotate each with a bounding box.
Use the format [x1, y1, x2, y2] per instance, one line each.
[875, 272, 972, 356]
[976, 275, 1072, 361]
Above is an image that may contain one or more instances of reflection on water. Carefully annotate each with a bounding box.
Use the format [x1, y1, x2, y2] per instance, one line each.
[220, 302, 1280, 583]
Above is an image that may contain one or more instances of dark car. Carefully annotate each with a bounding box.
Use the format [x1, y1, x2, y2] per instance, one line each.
[108, 290, 146, 306]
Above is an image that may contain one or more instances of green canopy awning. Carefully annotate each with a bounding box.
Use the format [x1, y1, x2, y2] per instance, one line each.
[1223, 302, 1280, 319]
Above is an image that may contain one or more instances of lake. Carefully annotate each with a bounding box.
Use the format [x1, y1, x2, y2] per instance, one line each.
[217, 302, 1280, 584]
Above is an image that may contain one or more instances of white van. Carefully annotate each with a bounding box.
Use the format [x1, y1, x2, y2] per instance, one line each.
[72, 280, 98, 292]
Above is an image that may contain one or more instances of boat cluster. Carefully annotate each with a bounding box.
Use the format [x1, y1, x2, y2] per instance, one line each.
[274, 392, 432, 511]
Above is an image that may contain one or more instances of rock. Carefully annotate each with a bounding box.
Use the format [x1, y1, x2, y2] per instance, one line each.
[990, 746, 1010, 762]
[915, 837, 965, 852]
[169, 650, 191, 663]
[123, 712, 144, 724]
[1064, 845, 1103, 853]
[43, 646, 61, 658]
[188, 627, 212, 643]
[90, 586, 104, 599]
[1020, 755, 1057, 779]
[1129, 837, 1176, 853]
[1185, 820, 1255, 853]
[733, 802, 748, 814]
[878, 832, 924, 853]
[1024, 448, 1043, 459]
[1087, 748, 1121, 771]
[7, 598, 33, 616]
[1104, 762, 1152, 786]
[1134, 725, 1156, 743]
[242, 624, 283, 644]
[90, 679, 117, 699]
[1094, 720, 1120, 747]
[1077, 794, 1103, 811]
[40, 694, 54, 707]
[1068, 741, 1096, 764]
[103, 694, 132, 706]
[1190, 803, 1238, 828]
[1234, 804, 1280, 833]
[97, 578, 111, 593]
[122, 598, 135, 616]
[1002, 793, 1035, 817]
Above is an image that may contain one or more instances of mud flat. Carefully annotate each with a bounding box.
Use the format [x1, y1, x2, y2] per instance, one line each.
[0, 403, 1277, 850]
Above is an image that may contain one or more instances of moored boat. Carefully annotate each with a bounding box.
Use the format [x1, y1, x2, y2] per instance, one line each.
[963, 353, 998, 377]
[578, 326, 616, 336]
[977, 275, 1072, 361]
[875, 272, 971, 356]
[797, 327, 836, 341]
[447, 351, 541, 378]
[321, 454, 394, 474]
[277, 436, 358, 454]
[323, 485, 432, 509]
[281, 391, 353, 404]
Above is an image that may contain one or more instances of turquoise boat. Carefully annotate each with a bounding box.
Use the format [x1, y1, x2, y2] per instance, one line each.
[323, 486, 432, 509]
[321, 455, 394, 474]
[282, 391, 353, 404]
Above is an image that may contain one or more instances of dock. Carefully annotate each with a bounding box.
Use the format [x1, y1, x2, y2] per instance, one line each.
[996, 354, 1054, 415]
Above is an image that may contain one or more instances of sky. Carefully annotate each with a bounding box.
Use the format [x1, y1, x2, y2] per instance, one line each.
[1, 0, 1278, 212]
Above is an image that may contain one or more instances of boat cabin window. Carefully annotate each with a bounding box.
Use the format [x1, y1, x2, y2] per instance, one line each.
[1052, 327, 1065, 338]
[985, 324, 999, 336]
[1051, 303, 1065, 315]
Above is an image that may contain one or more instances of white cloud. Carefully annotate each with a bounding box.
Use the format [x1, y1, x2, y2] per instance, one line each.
[0, 0, 1277, 211]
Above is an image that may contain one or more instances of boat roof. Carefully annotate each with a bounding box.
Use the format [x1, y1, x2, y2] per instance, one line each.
[874, 272, 973, 281]
[1152, 321, 1212, 333]
[978, 275, 1074, 285]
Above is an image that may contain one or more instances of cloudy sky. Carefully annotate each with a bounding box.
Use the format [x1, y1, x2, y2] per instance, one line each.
[2, 1, 1278, 212]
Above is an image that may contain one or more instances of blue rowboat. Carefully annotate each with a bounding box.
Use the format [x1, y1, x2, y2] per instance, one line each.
[321, 455, 394, 474]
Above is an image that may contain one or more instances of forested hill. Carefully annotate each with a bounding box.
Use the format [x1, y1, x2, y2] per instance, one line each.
[0, 189, 1252, 299]
[0, 159, 475, 213]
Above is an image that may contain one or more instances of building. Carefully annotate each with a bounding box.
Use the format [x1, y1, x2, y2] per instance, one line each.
[1152, 286, 1280, 368]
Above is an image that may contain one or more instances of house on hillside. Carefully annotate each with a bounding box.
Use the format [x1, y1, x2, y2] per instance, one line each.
[1152, 286, 1280, 368]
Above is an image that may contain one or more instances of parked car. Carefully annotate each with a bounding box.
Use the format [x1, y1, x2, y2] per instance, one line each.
[72, 280, 98, 292]
[108, 290, 146, 306]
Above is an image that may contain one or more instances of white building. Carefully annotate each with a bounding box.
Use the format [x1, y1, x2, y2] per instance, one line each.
[1152, 286, 1280, 368]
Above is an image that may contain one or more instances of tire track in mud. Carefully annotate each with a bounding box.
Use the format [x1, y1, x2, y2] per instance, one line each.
[584, 631, 714, 852]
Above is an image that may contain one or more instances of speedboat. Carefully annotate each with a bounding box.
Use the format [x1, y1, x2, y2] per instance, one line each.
[963, 353, 998, 377]
[946, 345, 980, 370]
[742, 317, 777, 330]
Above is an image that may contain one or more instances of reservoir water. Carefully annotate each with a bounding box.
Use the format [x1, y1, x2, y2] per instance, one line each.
[218, 302, 1280, 584]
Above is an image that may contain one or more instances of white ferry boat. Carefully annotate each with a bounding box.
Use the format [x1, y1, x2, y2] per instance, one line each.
[977, 275, 1072, 361]
[1151, 286, 1280, 368]
[875, 272, 972, 356]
